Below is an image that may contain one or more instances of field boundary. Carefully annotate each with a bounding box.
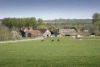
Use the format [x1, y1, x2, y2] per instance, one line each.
[0, 37, 44, 44]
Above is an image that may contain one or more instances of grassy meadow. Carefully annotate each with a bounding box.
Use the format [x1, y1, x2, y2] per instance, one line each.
[0, 37, 100, 67]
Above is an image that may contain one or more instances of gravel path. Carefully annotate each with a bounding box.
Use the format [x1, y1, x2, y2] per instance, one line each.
[0, 37, 44, 44]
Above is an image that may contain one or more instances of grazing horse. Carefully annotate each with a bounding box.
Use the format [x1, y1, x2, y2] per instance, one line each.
[57, 39, 60, 42]
[41, 39, 44, 42]
[51, 39, 54, 42]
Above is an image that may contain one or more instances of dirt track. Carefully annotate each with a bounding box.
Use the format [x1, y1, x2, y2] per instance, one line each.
[0, 38, 43, 44]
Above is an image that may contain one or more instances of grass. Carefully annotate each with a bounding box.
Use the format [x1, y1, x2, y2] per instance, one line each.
[79, 36, 100, 39]
[0, 37, 100, 67]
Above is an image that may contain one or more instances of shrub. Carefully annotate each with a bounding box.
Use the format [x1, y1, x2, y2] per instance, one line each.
[94, 30, 100, 36]
[0, 25, 22, 41]
[11, 31, 22, 40]
[36, 25, 48, 29]
[0, 24, 12, 41]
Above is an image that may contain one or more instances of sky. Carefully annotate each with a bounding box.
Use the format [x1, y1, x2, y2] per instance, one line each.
[0, 0, 100, 20]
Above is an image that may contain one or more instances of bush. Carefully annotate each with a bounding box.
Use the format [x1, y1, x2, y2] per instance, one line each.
[0, 25, 22, 41]
[0, 24, 12, 41]
[36, 25, 48, 29]
[11, 31, 22, 40]
[94, 30, 100, 36]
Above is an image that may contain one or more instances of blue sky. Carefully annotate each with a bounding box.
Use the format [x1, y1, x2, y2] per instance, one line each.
[0, 0, 100, 20]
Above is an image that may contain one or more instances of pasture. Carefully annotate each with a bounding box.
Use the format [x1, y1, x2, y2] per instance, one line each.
[0, 37, 100, 67]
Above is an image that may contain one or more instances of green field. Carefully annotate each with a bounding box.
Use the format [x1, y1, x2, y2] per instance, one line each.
[0, 37, 100, 67]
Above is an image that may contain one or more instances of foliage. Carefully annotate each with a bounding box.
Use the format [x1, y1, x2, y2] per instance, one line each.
[37, 18, 44, 26]
[92, 13, 100, 23]
[92, 13, 100, 36]
[45, 19, 92, 24]
[36, 25, 48, 29]
[0, 37, 100, 67]
[70, 27, 78, 32]
[0, 24, 12, 41]
[2, 17, 44, 29]
[11, 31, 22, 40]
[0, 19, 2, 23]
[0, 24, 22, 41]
[45, 19, 92, 31]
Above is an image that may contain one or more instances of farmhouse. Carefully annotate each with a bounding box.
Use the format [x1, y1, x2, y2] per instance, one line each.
[38, 29, 51, 37]
[50, 29, 60, 36]
[59, 29, 77, 36]
[20, 27, 41, 37]
[51, 29, 77, 37]
[20, 27, 78, 38]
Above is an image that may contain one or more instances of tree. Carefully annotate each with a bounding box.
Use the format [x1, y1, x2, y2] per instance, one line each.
[37, 18, 44, 26]
[92, 13, 100, 35]
[70, 27, 78, 32]
[92, 13, 100, 23]
[0, 24, 12, 41]
[36, 25, 48, 29]
[2, 17, 44, 29]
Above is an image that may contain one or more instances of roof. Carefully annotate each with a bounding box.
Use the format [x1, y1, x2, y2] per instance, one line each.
[28, 30, 41, 35]
[59, 29, 77, 35]
[38, 29, 47, 34]
[51, 29, 59, 35]
[59, 29, 76, 33]
[51, 29, 77, 35]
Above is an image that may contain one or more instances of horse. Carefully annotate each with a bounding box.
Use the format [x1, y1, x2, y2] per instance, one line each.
[51, 39, 54, 42]
[57, 39, 60, 42]
[41, 39, 44, 42]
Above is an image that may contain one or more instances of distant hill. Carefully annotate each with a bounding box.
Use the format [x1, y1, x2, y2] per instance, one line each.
[44, 19, 92, 24]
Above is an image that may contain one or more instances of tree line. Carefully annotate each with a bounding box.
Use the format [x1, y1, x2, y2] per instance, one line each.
[45, 13, 100, 36]
[2, 17, 44, 29]
[1, 13, 100, 36]
[45, 19, 92, 24]
[45, 19, 92, 33]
